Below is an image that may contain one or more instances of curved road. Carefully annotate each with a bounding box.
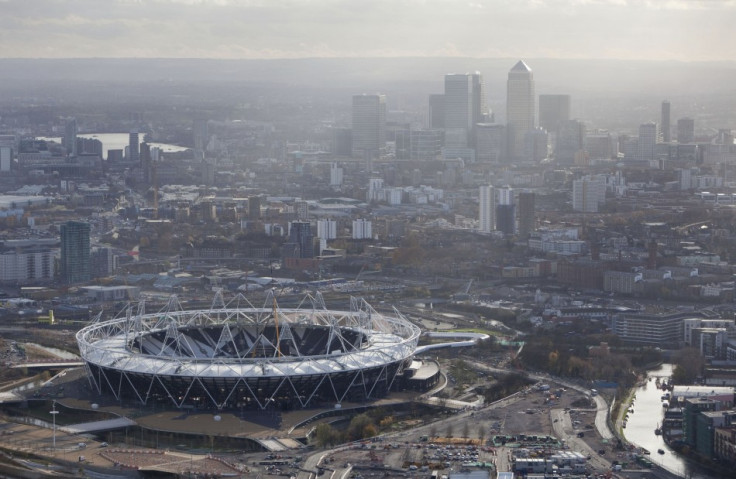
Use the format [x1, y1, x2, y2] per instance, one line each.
[297, 365, 615, 479]
[460, 359, 614, 441]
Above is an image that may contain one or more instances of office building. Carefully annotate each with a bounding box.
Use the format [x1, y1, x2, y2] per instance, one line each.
[410, 129, 443, 161]
[479, 185, 495, 233]
[517, 192, 536, 239]
[661, 101, 671, 143]
[524, 128, 548, 163]
[128, 131, 140, 164]
[91, 247, 118, 278]
[506, 60, 535, 160]
[78, 137, 103, 156]
[332, 127, 352, 156]
[64, 118, 77, 157]
[60, 221, 91, 284]
[107, 149, 123, 163]
[443, 72, 487, 149]
[444, 74, 473, 148]
[394, 129, 411, 160]
[367, 178, 384, 202]
[285, 221, 314, 258]
[329, 163, 343, 186]
[539, 94, 571, 135]
[193, 118, 209, 160]
[428, 94, 445, 129]
[470, 72, 488, 126]
[295, 201, 309, 221]
[351, 94, 386, 158]
[0, 239, 55, 284]
[556, 120, 586, 164]
[586, 130, 616, 160]
[193, 119, 209, 150]
[475, 123, 505, 164]
[611, 312, 686, 348]
[678, 117, 695, 144]
[0, 146, 10, 172]
[248, 196, 261, 220]
[639, 122, 659, 161]
[572, 177, 606, 212]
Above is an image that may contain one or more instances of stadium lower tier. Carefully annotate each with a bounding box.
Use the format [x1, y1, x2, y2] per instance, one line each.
[85, 360, 408, 410]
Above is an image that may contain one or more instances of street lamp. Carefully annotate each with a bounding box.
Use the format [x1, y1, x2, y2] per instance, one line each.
[49, 401, 59, 453]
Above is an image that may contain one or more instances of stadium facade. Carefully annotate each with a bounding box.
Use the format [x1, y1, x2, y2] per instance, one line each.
[76, 291, 422, 410]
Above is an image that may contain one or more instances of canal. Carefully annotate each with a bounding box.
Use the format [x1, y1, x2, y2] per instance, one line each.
[624, 363, 710, 478]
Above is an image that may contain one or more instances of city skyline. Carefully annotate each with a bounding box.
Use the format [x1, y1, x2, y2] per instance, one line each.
[1, 0, 734, 61]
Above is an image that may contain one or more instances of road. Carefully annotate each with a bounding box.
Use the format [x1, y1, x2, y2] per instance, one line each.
[296, 365, 616, 479]
[460, 359, 614, 441]
[550, 408, 611, 471]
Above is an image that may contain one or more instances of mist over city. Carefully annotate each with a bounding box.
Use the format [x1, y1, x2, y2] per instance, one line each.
[0, 1, 735, 479]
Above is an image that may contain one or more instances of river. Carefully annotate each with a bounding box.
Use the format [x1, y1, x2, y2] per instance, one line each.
[38, 133, 188, 159]
[624, 364, 710, 478]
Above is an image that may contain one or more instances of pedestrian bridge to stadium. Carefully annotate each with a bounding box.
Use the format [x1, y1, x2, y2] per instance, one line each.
[414, 331, 490, 354]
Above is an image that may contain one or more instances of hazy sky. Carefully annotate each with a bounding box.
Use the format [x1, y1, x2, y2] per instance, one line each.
[2, 0, 734, 60]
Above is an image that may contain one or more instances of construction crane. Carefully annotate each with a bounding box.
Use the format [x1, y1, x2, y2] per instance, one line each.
[453, 279, 474, 301]
[152, 160, 158, 220]
[462, 279, 473, 295]
[273, 293, 281, 358]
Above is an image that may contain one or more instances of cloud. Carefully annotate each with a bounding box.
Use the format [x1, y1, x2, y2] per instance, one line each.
[0, 0, 734, 60]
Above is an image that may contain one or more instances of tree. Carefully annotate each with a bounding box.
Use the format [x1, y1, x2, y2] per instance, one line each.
[346, 414, 375, 441]
[314, 423, 339, 448]
[672, 347, 705, 384]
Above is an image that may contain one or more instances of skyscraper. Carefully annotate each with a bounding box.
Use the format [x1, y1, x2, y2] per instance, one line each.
[495, 186, 516, 235]
[470, 72, 488, 127]
[538, 95, 570, 135]
[428, 94, 445, 129]
[678, 117, 695, 144]
[572, 177, 606, 212]
[329, 162, 343, 186]
[193, 118, 209, 160]
[524, 128, 548, 163]
[248, 196, 261, 220]
[64, 118, 78, 157]
[352, 219, 373, 240]
[444, 74, 473, 148]
[475, 123, 505, 164]
[410, 129, 443, 161]
[443, 72, 487, 148]
[285, 221, 314, 258]
[556, 120, 586, 164]
[351, 94, 386, 158]
[128, 131, 140, 164]
[317, 219, 337, 240]
[506, 61, 535, 161]
[639, 122, 659, 161]
[517, 192, 536, 239]
[661, 101, 671, 143]
[479, 185, 495, 233]
[0, 146, 10, 172]
[60, 221, 91, 284]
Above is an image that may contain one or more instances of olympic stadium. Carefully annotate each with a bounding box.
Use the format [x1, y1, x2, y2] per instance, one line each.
[76, 291, 426, 410]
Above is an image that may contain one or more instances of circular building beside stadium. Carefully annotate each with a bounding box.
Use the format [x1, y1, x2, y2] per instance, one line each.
[76, 292, 422, 410]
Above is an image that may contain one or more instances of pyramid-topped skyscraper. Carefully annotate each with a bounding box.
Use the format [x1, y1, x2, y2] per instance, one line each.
[506, 60, 535, 161]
